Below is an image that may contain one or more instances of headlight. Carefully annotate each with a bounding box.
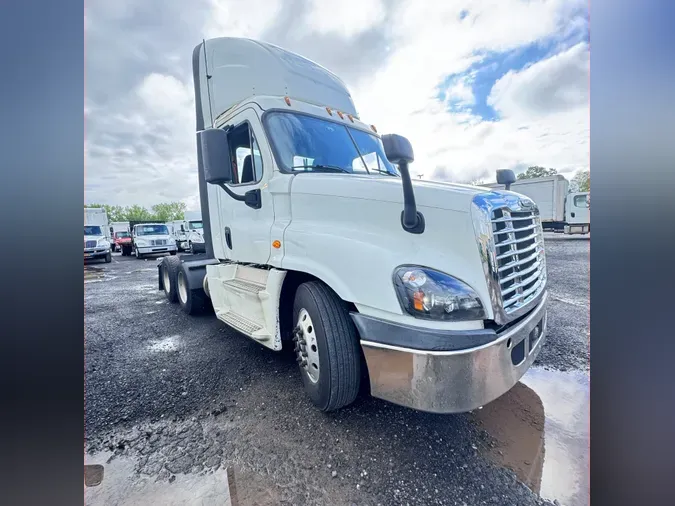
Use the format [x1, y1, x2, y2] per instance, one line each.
[393, 266, 486, 321]
[193, 234, 204, 243]
[135, 239, 148, 246]
[97, 238, 110, 248]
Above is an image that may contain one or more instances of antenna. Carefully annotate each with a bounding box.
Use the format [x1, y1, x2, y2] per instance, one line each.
[202, 39, 215, 128]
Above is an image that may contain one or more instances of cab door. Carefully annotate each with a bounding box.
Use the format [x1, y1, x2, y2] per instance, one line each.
[216, 108, 275, 264]
[566, 192, 590, 224]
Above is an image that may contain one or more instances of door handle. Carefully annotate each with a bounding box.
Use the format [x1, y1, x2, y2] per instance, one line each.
[225, 227, 232, 250]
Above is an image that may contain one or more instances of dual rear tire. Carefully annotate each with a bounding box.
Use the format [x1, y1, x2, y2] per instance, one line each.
[160, 256, 209, 314]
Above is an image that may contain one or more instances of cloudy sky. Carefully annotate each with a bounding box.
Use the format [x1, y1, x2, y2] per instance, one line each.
[84, 0, 589, 210]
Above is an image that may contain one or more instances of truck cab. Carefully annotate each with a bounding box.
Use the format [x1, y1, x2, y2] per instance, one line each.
[158, 37, 549, 414]
[84, 225, 111, 263]
[132, 223, 177, 259]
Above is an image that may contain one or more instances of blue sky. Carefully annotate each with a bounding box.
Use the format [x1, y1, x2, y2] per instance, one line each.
[438, 14, 590, 122]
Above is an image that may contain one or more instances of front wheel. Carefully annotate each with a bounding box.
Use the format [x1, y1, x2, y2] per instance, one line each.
[135, 247, 142, 259]
[292, 281, 361, 412]
[104, 251, 112, 263]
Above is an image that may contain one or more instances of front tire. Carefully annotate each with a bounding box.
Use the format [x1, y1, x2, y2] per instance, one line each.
[135, 247, 142, 259]
[104, 252, 112, 263]
[292, 281, 361, 412]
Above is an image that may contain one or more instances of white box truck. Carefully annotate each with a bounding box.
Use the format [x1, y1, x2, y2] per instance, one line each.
[485, 175, 590, 235]
[157, 37, 549, 414]
[84, 207, 112, 263]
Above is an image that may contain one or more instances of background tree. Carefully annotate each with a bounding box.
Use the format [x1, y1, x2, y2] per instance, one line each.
[152, 202, 187, 221]
[123, 205, 154, 221]
[517, 166, 558, 180]
[85, 201, 188, 221]
[570, 170, 590, 192]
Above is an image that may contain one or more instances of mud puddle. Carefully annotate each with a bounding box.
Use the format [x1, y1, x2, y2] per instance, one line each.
[84, 266, 118, 283]
[474, 367, 589, 506]
[85, 451, 280, 505]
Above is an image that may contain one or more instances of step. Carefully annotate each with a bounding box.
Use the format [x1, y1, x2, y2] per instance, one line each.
[219, 311, 270, 342]
[223, 278, 266, 295]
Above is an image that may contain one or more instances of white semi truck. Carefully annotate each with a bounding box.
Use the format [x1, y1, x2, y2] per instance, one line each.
[84, 207, 112, 263]
[485, 175, 590, 235]
[157, 37, 549, 414]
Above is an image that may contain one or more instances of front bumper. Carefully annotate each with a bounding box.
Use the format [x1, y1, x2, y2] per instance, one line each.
[136, 245, 177, 255]
[84, 248, 109, 259]
[352, 291, 548, 414]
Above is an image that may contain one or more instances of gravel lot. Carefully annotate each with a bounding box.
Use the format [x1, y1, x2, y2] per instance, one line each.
[85, 233, 589, 506]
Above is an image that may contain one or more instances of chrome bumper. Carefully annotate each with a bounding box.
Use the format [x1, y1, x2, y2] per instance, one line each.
[354, 291, 548, 414]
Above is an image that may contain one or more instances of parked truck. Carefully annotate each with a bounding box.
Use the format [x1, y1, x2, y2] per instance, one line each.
[168, 212, 206, 253]
[84, 207, 112, 263]
[109, 222, 130, 252]
[130, 221, 177, 259]
[157, 37, 549, 414]
[485, 175, 590, 235]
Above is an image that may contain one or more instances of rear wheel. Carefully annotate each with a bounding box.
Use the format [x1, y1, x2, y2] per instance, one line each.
[161, 256, 182, 303]
[292, 281, 361, 412]
[176, 266, 209, 315]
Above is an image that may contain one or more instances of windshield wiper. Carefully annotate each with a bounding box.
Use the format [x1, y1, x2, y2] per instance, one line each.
[291, 164, 351, 174]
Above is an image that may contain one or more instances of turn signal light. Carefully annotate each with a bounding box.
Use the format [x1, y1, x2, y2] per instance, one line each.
[284, 96, 292, 106]
[272, 240, 281, 249]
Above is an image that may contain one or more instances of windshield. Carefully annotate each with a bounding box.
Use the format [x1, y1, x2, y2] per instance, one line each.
[84, 226, 102, 236]
[188, 221, 203, 230]
[115, 232, 130, 238]
[264, 112, 399, 176]
[136, 225, 169, 236]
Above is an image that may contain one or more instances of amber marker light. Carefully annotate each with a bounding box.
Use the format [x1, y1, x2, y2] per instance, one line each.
[272, 240, 282, 249]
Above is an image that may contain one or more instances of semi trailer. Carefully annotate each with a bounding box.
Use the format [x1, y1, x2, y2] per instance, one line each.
[157, 37, 549, 414]
[485, 175, 590, 235]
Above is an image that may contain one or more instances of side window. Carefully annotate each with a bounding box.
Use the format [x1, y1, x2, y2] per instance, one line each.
[228, 122, 263, 185]
[573, 194, 588, 207]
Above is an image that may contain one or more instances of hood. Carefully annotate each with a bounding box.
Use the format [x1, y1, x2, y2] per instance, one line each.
[290, 173, 492, 213]
[84, 234, 106, 241]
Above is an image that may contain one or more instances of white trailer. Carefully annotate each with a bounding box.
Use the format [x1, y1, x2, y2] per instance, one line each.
[84, 207, 111, 262]
[484, 175, 590, 235]
[156, 37, 549, 414]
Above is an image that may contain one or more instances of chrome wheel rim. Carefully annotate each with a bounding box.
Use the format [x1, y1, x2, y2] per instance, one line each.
[295, 309, 320, 383]
[177, 271, 188, 304]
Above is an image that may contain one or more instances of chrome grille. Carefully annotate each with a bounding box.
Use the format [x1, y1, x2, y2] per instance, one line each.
[472, 192, 547, 325]
[150, 239, 167, 246]
[85, 240, 96, 248]
[491, 208, 546, 314]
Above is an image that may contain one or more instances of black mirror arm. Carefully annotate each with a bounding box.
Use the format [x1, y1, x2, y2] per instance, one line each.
[398, 161, 425, 234]
[217, 183, 262, 210]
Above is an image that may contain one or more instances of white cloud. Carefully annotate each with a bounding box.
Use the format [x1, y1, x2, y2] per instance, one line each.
[489, 42, 590, 118]
[305, 0, 385, 38]
[85, 0, 589, 207]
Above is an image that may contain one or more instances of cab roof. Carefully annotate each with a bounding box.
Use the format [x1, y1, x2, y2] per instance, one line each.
[193, 37, 358, 130]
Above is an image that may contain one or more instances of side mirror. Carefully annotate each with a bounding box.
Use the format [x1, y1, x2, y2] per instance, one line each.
[382, 134, 414, 164]
[198, 128, 233, 185]
[381, 134, 424, 234]
[496, 169, 516, 190]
